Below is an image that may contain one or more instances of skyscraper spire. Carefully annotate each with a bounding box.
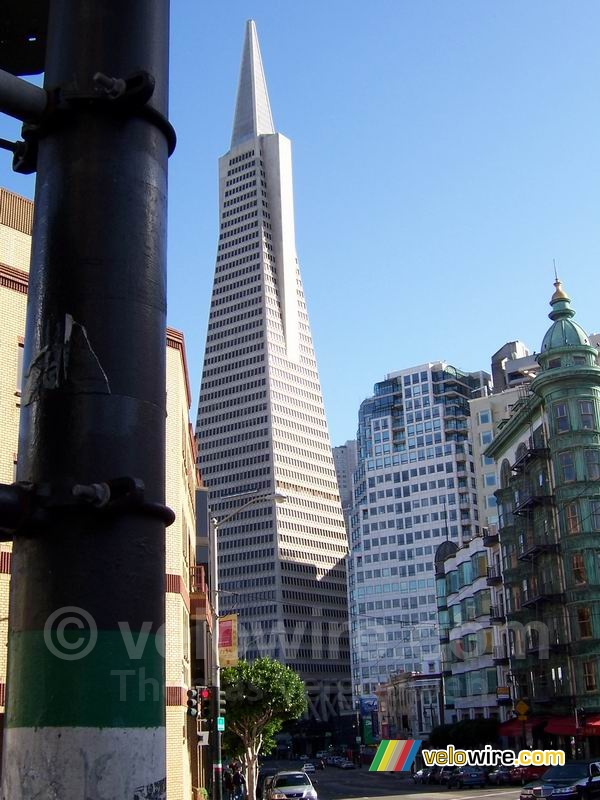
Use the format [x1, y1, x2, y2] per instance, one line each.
[231, 20, 275, 148]
[197, 21, 351, 724]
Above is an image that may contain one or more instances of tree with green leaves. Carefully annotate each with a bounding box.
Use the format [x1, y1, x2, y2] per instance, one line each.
[221, 657, 307, 799]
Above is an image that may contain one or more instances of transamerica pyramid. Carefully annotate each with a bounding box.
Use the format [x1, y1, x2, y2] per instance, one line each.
[196, 21, 352, 722]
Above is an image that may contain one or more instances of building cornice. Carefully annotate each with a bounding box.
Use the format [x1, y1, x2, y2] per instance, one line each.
[485, 393, 543, 459]
[531, 363, 600, 395]
[0, 263, 28, 294]
[166, 326, 192, 410]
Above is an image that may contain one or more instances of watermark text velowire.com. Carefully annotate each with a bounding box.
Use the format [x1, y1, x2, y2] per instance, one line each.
[422, 745, 565, 768]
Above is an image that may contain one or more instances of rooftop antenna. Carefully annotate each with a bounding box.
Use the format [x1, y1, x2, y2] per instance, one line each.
[553, 258, 558, 280]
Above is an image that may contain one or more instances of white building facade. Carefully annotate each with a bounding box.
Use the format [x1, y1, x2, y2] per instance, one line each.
[347, 363, 490, 700]
[196, 21, 350, 719]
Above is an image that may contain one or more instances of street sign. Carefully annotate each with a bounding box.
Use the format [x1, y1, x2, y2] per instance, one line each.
[515, 700, 529, 716]
[198, 732, 209, 747]
[217, 716, 225, 732]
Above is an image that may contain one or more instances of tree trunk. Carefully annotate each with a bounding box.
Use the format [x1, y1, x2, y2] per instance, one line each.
[246, 746, 258, 800]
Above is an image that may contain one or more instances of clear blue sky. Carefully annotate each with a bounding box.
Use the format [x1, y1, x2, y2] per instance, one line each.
[1, 1, 599, 445]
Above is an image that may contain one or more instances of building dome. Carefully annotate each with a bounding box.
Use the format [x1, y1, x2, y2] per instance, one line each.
[540, 279, 590, 353]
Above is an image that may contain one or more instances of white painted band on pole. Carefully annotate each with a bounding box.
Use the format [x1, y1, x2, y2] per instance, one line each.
[2, 727, 166, 799]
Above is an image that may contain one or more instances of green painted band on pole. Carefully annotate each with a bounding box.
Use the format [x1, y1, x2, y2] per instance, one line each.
[6, 629, 165, 728]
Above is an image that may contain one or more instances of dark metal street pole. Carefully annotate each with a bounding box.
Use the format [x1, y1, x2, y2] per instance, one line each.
[0, 2, 174, 797]
[210, 515, 223, 800]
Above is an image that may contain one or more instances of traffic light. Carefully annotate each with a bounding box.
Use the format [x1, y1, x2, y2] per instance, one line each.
[218, 688, 227, 717]
[187, 687, 199, 717]
[200, 686, 212, 720]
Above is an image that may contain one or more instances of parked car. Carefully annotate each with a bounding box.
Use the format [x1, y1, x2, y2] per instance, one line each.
[413, 767, 436, 784]
[447, 767, 487, 790]
[339, 761, 356, 770]
[267, 772, 318, 800]
[427, 766, 443, 784]
[256, 768, 279, 800]
[439, 766, 459, 785]
[520, 761, 600, 800]
[488, 767, 513, 786]
[511, 765, 550, 785]
[260, 775, 277, 800]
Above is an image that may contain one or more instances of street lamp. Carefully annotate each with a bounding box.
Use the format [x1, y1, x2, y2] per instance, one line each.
[209, 490, 287, 800]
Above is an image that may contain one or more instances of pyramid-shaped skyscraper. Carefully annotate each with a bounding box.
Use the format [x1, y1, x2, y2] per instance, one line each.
[196, 21, 351, 720]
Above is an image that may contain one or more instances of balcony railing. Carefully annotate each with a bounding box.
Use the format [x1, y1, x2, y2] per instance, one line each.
[487, 566, 502, 585]
[517, 532, 559, 561]
[189, 565, 213, 629]
[522, 583, 565, 607]
[190, 565, 207, 594]
[490, 606, 506, 623]
[514, 482, 554, 514]
[492, 645, 509, 665]
[511, 446, 550, 474]
[483, 525, 499, 547]
[531, 685, 573, 705]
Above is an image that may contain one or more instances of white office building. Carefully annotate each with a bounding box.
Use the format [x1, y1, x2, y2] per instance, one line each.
[348, 363, 491, 699]
[196, 21, 350, 719]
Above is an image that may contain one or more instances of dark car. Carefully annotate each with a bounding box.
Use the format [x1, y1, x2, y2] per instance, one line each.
[488, 767, 513, 786]
[520, 761, 600, 800]
[257, 769, 278, 800]
[512, 766, 550, 786]
[447, 767, 487, 790]
[413, 767, 436, 784]
[439, 766, 459, 785]
[427, 766, 443, 784]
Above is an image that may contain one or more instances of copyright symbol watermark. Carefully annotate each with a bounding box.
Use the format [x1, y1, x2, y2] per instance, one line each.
[43, 606, 97, 661]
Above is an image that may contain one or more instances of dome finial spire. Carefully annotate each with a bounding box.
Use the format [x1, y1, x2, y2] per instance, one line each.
[539, 270, 590, 354]
[550, 276, 570, 306]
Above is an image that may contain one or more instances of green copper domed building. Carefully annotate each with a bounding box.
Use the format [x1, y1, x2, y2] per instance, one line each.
[486, 279, 600, 757]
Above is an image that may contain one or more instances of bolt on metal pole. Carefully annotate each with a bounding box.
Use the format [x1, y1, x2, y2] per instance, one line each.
[1, 1, 172, 798]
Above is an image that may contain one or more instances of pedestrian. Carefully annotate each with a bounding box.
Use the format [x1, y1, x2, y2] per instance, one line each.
[232, 766, 246, 800]
[224, 767, 234, 800]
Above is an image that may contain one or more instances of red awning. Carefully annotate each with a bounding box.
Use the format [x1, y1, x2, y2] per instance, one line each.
[498, 719, 523, 736]
[543, 716, 600, 737]
[545, 717, 577, 736]
[499, 717, 547, 736]
[582, 716, 600, 736]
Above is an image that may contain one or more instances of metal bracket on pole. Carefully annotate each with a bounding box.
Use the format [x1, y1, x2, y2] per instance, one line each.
[7, 68, 176, 174]
[0, 475, 175, 540]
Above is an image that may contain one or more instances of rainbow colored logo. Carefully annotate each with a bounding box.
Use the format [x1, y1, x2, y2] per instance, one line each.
[369, 739, 422, 772]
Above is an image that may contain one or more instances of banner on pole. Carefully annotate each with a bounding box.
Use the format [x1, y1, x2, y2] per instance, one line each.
[218, 614, 239, 667]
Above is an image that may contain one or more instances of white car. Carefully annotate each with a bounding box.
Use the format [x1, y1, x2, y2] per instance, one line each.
[302, 764, 316, 774]
[268, 772, 318, 800]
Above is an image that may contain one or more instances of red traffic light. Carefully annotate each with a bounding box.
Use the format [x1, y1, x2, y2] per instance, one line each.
[200, 687, 210, 700]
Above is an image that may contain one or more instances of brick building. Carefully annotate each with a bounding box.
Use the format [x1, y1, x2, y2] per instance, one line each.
[0, 187, 205, 798]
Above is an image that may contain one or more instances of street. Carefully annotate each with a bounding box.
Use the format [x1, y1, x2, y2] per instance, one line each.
[261, 762, 523, 800]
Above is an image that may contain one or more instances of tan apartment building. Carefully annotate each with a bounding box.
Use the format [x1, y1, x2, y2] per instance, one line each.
[0, 187, 205, 798]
